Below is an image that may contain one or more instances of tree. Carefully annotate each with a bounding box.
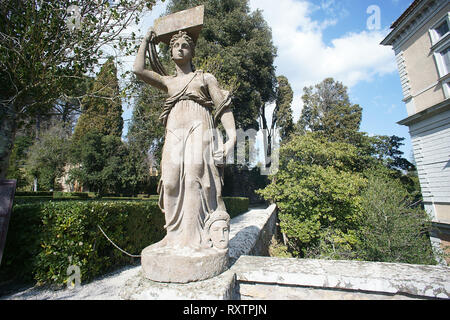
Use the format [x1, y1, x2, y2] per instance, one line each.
[260, 75, 294, 169]
[0, 0, 158, 178]
[258, 133, 367, 257]
[370, 135, 415, 172]
[356, 170, 437, 265]
[124, 79, 167, 194]
[24, 122, 71, 190]
[297, 78, 416, 179]
[127, 79, 166, 169]
[5, 134, 33, 189]
[272, 76, 294, 141]
[69, 131, 128, 195]
[297, 78, 363, 145]
[73, 57, 124, 141]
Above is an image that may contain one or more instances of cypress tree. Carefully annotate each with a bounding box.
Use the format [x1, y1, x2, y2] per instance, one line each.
[73, 57, 124, 141]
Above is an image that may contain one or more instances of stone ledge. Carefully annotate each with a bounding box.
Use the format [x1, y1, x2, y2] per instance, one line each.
[228, 204, 277, 264]
[232, 255, 450, 300]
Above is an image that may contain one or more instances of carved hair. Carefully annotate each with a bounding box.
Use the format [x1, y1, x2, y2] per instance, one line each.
[204, 210, 230, 233]
[169, 31, 196, 71]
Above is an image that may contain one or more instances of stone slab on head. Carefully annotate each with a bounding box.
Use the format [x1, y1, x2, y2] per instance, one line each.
[154, 5, 204, 45]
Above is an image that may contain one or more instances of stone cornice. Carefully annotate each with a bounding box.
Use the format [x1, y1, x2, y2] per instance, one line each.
[381, 0, 447, 51]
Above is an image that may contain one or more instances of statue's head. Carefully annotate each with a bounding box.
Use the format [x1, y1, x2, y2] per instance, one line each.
[169, 31, 196, 65]
[204, 210, 230, 250]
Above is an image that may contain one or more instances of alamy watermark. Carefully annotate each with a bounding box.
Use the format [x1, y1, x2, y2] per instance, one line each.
[66, 256, 81, 289]
[164, 125, 280, 175]
[366, 5, 381, 31]
[66, 5, 82, 31]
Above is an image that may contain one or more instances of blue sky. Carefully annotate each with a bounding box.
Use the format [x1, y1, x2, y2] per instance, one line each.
[121, 0, 416, 160]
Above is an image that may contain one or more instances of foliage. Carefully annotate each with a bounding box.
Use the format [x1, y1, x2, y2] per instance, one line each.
[23, 123, 71, 191]
[0, 0, 158, 178]
[126, 78, 166, 183]
[5, 135, 33, 189]
[0, 200, 166, 287]
[356, 171, 437, 265]
[53, 192, 89, 199]
[73, 57, 124, 141]
[273, 75, 294, 141]
[297, 78, 363, 146]
[223, 196, 249, 219]
[369, 134, 415, 172]
[0, 203, 43, 284]
[258, 133, 367, 257]
[0, 196, 249, 286]
[15, 191, 54, 196]
[223, 165, 269, 204]
[268, 236, 293, 258]
[69, 131, 129, 195]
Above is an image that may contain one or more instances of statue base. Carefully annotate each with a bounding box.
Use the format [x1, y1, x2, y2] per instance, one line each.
[141, 244, 229, 283]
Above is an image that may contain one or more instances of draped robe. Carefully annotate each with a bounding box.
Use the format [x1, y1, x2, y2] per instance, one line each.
[155, 70, 231, 250]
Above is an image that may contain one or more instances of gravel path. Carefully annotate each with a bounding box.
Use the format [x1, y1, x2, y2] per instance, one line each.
[2, 264, 141, 300]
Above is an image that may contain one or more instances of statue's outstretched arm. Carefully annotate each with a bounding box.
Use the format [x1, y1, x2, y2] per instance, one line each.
[133, 29, 168, 92]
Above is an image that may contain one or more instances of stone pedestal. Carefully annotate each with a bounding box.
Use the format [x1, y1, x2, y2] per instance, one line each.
[141, 245, 229, 283]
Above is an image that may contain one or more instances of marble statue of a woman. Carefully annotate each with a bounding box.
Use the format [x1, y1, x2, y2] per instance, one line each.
[133, 28, 236, 283]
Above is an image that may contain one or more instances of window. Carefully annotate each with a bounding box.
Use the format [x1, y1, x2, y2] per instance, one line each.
[430, 13, 450, 46]
[434, 45, 450, 77]
[442, 46, 450, 74]
[435, 20, 449, 39]
[444, 81, 450, 99]
[431, 14, 450, 78]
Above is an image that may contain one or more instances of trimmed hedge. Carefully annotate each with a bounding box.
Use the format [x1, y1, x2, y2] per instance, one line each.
[15, 191, 53, 197]
[223, 197, 249, 219]
[53, 192, 89, 199]
[0, 203, 43, 284]
[0, 200, 165, 287]
[1, 196, 249, 287]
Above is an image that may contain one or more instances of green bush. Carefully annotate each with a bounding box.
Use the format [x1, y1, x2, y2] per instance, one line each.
[0, 203, 44, 283]
[223, 197, 249, 218]
[53, 192, 89, 199]
[13, 196, 54, 204]
[0, 200, 165, 287]
[1, 196, 248, 287]
[356, 171, 437, 265]
[15, 191, 53, 197]
[258, 133, 366, 257]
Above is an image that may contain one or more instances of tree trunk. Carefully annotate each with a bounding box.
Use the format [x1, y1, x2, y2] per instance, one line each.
[0, 107, 17, 179]
[260, 105, 272, 169]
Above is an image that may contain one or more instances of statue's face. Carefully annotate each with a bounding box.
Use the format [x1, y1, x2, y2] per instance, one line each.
[210, 220, 229, 250]
[171, 37, 193, 63]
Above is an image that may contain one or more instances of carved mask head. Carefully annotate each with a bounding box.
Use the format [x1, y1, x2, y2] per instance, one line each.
[205, 210, 230, 250]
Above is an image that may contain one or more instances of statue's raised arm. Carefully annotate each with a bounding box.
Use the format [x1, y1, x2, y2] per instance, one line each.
[133, 28, 168, 92]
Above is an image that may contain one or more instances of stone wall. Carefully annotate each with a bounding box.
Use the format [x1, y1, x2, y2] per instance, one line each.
[231, 256, 450, 300]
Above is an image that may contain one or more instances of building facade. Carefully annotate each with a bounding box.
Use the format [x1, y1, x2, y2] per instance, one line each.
[381, 0, 450, 264]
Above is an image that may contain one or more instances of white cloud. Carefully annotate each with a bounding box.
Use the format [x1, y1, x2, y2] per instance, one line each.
[249, 0, 397, 121]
